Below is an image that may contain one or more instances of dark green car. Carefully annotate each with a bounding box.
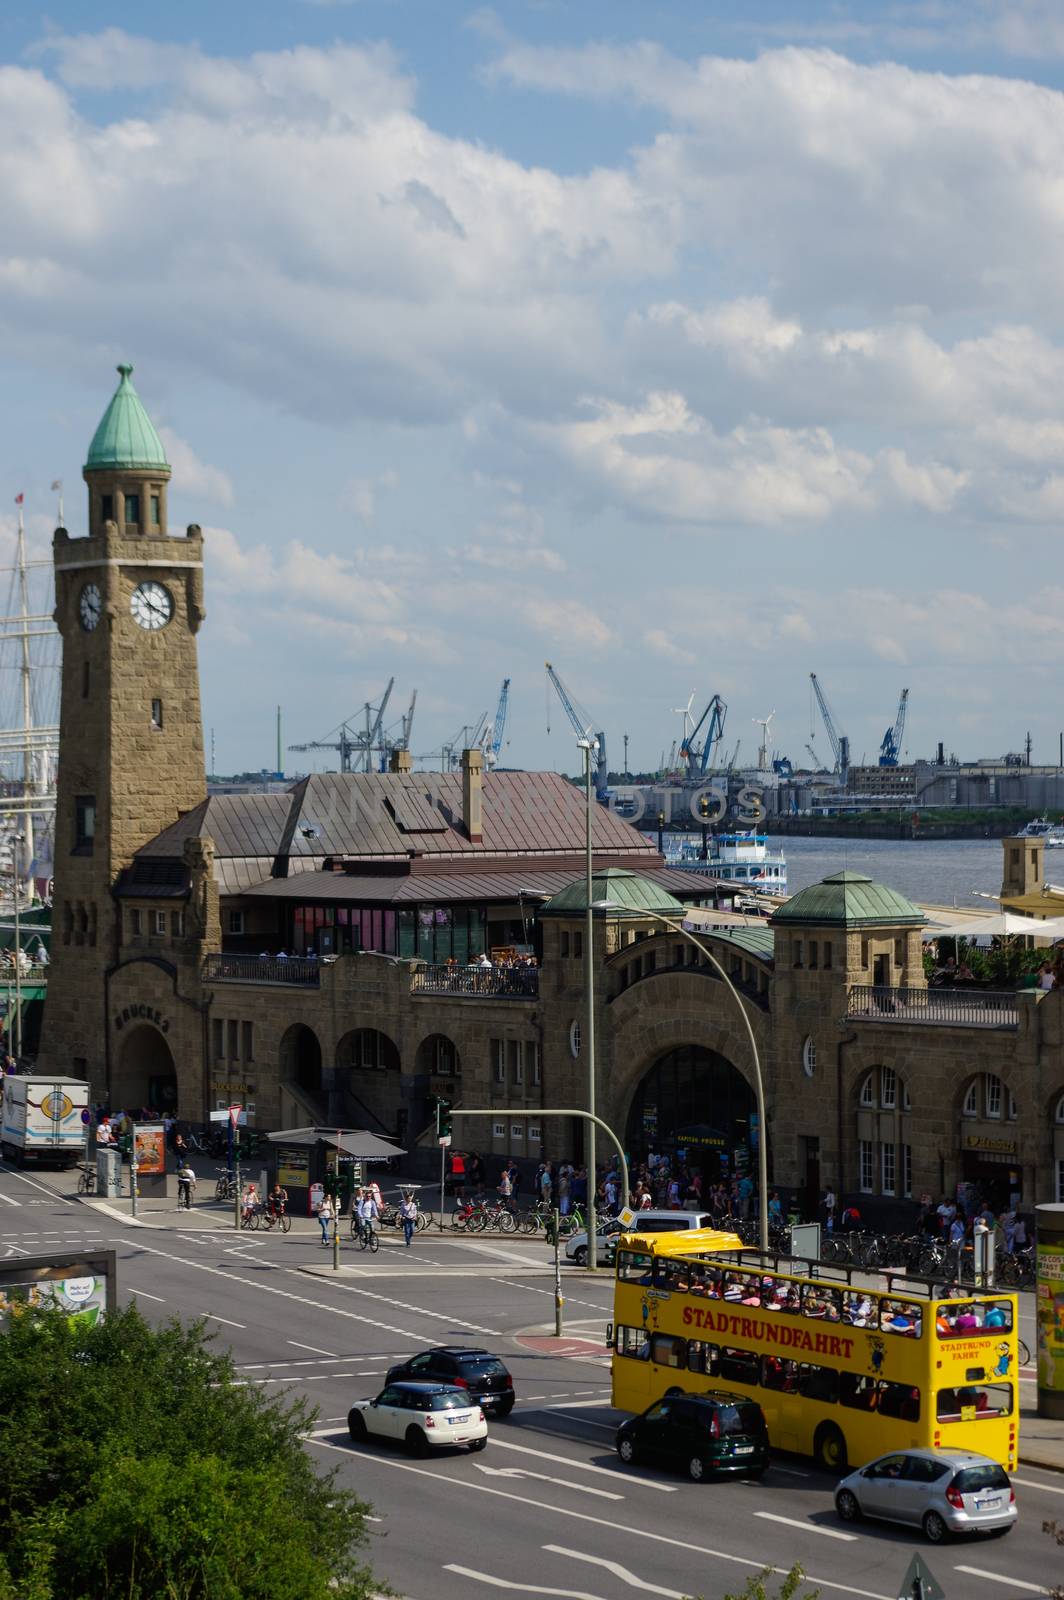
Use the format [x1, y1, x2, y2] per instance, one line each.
[616, 1392, 769, 1482]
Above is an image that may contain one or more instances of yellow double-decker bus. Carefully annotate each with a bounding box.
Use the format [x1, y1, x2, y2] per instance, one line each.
[609, 1231, 1019, 1473]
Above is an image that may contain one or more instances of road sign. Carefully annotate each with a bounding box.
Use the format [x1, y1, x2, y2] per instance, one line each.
[897, 1553, 945, 1600]
[437, 1134, 452, 1148]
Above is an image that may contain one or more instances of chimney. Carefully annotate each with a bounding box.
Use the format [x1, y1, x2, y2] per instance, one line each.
[462, 747, 483, 843]
[389, 748, 412, 773]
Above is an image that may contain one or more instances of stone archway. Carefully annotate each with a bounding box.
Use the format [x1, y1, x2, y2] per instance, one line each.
[113, 1023, 177, 1114]
[279, 1024, 322, 1096]
[625, 1044, 757, 1181]
[336, 1028, 403, 1140]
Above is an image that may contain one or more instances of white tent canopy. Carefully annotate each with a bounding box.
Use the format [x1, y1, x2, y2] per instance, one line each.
[922, 912, 1064, 941]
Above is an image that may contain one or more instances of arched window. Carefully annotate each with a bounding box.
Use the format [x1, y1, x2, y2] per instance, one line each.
[802, 1037, 816, 1077]
[1055, 1093, 1064, 1125]
[962, 1073, 1010, 1121]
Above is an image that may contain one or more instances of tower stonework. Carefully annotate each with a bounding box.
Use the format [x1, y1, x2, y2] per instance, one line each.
[37, 366, 207, 1093]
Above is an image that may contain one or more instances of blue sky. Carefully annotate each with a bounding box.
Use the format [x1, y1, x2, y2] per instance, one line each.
[4, 1, 1064, 776]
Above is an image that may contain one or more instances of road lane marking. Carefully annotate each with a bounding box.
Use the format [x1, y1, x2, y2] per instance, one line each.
[488, 1439, 675, 1492]
[0, 1167, 68, 1200]
[753, 1512, 856, 1542]
[304, 1432, 893, 1600]
[524, 1414, 617, 1433]
[1013, 1475, 1064, 1497]
[0, 1189, 21, 1206]
[954, 1565, 1049, 1594]
[445, 1567, 603, 1600]
[289, 1341, 337, 1356]
[128, 1288, 166, 1302]
[201, 1311, 246, 1329]
[314, 1277, 502, 1337]
[544, 1547, 685, 1596]
[474, 1464, 622, 1501]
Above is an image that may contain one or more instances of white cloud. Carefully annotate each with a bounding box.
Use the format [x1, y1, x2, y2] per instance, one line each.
[158, 429, 233, 507]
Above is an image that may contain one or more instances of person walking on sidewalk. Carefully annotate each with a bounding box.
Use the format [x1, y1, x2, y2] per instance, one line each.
[318, 1193, 334, 1247]
[398, 1191, 418, 1247]
[176, 1161, 196, 1211]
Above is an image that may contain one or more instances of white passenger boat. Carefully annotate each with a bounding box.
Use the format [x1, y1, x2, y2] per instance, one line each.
[655, 830, 787, 893]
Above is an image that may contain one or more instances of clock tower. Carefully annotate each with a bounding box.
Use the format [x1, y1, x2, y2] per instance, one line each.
[37, 365, 208, 1089]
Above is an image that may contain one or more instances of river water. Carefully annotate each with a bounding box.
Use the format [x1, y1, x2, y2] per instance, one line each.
[773, 835, 1006, 907]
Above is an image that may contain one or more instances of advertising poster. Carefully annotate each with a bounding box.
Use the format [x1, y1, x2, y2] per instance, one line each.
[0, 1251, 116, 1332]
[134, 1124, 165, 1176]
[276, 1146, 310, 1188]
[1037, 1238, 1064, 1393]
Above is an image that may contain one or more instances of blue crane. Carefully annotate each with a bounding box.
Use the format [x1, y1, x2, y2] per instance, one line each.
[484, 677, 510, 766]
[809, 672, 850, 783]
[545, 661, 608, 800]
[680, 694, 728, 777]
[878, 688, 909, 767]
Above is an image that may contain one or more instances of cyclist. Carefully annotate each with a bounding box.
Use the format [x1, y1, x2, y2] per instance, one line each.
[356, 1185, 380, 1247]
[176, 1161, 196, 1210]
[266, 1182, 288, 1228]
[241, 1182, 259, 1226]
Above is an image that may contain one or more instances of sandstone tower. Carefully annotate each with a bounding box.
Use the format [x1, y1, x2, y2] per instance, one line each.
[37, 366, 207, 1087]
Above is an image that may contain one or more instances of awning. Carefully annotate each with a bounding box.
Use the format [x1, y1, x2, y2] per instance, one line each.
[265, 1126, 406, 1160]
[922, 912, 1064, 941]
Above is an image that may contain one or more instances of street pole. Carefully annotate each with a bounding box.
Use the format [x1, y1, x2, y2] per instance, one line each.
[130, 1120, 138, 1219]
[13, 841, 22, 1062]
[333, 1130, 342, 1271]
[234, 1158, 241, 1230]
[553, 1206, 564, 1336]
[582, 740, 598, 1271]
[439, 1139, 447, 1233]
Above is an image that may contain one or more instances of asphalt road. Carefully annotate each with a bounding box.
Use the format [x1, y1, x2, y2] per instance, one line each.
[0, 1163, 1058, 1600]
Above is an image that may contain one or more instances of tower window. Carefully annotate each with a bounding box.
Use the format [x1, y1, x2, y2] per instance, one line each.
[152, 910, 166, 937]
[151, 699, 163, 729]
[125, 493, 140, 524]
[150, 494, 161, 526]
[129, 909, 142, 938]
[101, 494, 114, 522]
[82, 661, 90, 699]
[74, 795, 95, 854]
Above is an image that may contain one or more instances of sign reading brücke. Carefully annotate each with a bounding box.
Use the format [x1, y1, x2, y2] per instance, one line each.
[113, 1004, 171, 1033]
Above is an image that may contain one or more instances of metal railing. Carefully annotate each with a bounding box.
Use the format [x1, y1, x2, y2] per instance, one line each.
[411, 963, 539, 999]
[846, 984, 1018, 1028]
[204, 953, 321, 987]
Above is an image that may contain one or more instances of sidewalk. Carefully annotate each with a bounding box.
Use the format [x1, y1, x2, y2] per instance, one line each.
[1017, 1404, 1064, 1472]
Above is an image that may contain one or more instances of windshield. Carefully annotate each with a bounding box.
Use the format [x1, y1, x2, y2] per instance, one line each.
[458, 1358, 508, 1378]
[953, 1464, 1010, 1494]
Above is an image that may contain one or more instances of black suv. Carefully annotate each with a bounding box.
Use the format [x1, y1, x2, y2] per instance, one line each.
[616, 1392, 769, 1482]
[386, 1347, 515, 1417]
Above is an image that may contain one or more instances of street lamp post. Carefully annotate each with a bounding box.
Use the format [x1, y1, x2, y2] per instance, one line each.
[13, 832, 25, 1061]
[594, 900, 770, 1254]
[578, 739, 598, 1271]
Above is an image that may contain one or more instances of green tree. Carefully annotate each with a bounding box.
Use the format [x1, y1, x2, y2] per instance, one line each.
[0, 1304, 378, 1600]
[688, 1567, 820, 1600]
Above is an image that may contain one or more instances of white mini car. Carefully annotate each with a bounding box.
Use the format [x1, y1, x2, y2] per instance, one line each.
[348, 1381, 488, 1456]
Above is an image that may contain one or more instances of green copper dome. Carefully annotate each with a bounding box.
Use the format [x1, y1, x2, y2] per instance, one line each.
[540, 867, 685, 919]
[770, 869, 924, 928]
[85, 364, 170, 473]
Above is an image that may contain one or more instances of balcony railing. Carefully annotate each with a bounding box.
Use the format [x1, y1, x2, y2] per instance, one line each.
[846, 984, 1018, 1029]
[411, 963, 539, 1000]
[204, 953, 321, 987]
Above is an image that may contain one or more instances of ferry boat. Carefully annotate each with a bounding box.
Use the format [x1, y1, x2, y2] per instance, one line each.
[655, 830, 787, 893]
[1019, 818, 1064, 848]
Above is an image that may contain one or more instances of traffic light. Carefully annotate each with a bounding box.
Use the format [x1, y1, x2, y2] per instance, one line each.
[437, 1098, 453, 1140]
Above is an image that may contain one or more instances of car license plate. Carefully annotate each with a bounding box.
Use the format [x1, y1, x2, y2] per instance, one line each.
[735, 1445, 754, 1454]
[447, 1414, 473, 1425]
[976, 1496, 1001, 1509]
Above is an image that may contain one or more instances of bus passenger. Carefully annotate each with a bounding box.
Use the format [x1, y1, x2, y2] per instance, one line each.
[954, 1305, 981, 1332]
[985, 1302, 1008, 1329]
[781, 1285, 802, 1315]
[689, 1266, 707, 1297]
[761, 1277, 783, 1310]
[704, 1267, 722, 1299]
[936, 1305, 954, 1335]
[723, 1274, 744, 1302]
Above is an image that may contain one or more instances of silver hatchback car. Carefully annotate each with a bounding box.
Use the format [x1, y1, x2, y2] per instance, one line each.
[835, 1448, 1016, 1543]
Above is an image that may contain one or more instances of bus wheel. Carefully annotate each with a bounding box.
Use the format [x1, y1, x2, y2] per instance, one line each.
[813, 1423, 847, 1473]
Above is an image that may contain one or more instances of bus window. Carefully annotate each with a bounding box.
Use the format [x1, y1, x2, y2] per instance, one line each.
[840, 1372, 877, 1411]
[938, 1303, 985, 1335]
[688, 1266, 710, 1297]
[936, 1382, 1012, 1422]
[877, 1381, 920, 1421]
[760, 1355, 798, 1393]
[841, 1291, 875, 1327]
[650, 1333, 687, 1369]
[797, 1363, 838, 1403]
[723, 1271, 754, 1304]
[760, 1276, 785, 1310]
[802, 1285, 842, 1323]
[880, 1299, 922, 1338]
[618, 1252, 653, 1283]
[659, 1259, 692, 1294]
[688, 1340, 720, 1377]
[982, 1301, 1012, 1331]
[778, 1283, 802, 1315]
[720, 1347, 759, 1385]
[616, 1325, 649, 1359]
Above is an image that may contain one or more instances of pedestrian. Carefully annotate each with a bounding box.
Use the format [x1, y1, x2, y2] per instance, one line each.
[557, 1162, 572, 1217]
[96, 1115, 115, 1147]
[176, 1160, 196, 1210]
[768, 1191, 782, 1226]
[398, 1190, 418, 1247]
[318, 1193, 334, 1247]
[822, 1186, 837, 1233]
[468, 1150, 485, 1194]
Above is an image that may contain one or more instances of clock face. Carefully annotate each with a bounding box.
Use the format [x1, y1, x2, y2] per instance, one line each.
[130, 581, 174, 631]
[78, 583, 102, 632]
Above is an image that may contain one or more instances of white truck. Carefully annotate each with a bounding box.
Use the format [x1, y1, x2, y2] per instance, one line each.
[1, 1076, 90, 1168]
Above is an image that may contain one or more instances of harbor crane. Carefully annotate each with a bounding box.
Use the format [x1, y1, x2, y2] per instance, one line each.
[680, 694, 728, 777]
[809, 672, 850, 784]
[483, 678, 510, 767]
[289, 678, 397, 773]
[545, 661, 608, 800]
[878, 688, 909, 767]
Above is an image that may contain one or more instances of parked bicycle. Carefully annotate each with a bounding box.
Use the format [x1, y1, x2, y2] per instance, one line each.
[76, 1164, 97, 1196]
[214, 1170, 237, 1202]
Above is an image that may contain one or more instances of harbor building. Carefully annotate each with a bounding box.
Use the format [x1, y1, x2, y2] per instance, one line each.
[37, 369, 1064, 1210]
